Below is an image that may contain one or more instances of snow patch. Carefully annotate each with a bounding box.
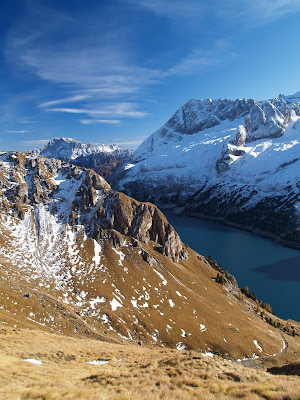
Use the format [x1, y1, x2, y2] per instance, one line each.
[24, 359, 43, 365]
[90, 297, 106, 309]
[110, 298, 122, 311]
[176, 342, 186, 351]
[254, 340, 263, 352]
[87, 360, 109, 365]
[201, 351, 214, 358]
[153, 269, 167, 285]
[168, 299, 175, 308]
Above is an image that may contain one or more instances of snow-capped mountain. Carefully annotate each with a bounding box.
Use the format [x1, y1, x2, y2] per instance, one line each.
[39, 137, 120, 160]
[111, 93, 300, 247]
[0, 151, 285, 358]
[38, 137, 133, 178]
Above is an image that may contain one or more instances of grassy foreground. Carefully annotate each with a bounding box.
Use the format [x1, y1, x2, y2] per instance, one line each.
[0, 323, 300, 400]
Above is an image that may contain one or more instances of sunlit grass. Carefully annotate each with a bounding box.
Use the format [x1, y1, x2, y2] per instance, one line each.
[0, 325, 299, 400]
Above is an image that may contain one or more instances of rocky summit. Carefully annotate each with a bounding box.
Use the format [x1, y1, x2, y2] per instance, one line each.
[110, 92, 300, 247]
[38, 137, 133, 178]
[0, 151, 291, 360]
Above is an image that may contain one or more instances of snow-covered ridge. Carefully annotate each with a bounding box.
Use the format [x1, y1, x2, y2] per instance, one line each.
[111, 92, 300, 247]
[38, 137, 128, 161]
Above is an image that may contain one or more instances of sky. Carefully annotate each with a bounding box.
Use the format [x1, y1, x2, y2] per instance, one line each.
[0, 0, 300, 151]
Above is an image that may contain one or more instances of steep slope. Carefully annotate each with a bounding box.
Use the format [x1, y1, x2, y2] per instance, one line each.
[38, 137, 133, 178]
[111, 93, 300, 247]
[0, 151, 288, 359]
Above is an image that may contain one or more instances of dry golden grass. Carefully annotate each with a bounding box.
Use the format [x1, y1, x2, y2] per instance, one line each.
[0, 325, 300, 400]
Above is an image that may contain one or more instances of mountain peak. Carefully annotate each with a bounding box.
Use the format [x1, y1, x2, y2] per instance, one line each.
[39, 137, 128, 161]
[112, 91, 300, 248]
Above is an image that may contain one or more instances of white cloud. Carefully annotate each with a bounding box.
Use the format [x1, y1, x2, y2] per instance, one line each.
[5, 130, 30, 133]
[4, 1, 240, 128]
[7, 0, 296, 132]
[39, 95, 90, 107]
[6, 11, 160, 99]
[47, 103, 148, 118]
[80, 119, 121, 125]
[17, 118, 36, 124]
[4, 4, 159, 124]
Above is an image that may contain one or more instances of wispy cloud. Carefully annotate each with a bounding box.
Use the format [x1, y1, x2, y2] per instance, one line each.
[166, 40, 234, 76]
[7, 0, 296, 135]
[4, 1, 241, 130]
[38, 95, 90, 108]
[5, 130, 30, 133]
[126, 0, 300, 27]
[17, 118, 37, 125]
[46, 103, 148, 118]
[217, 0, 300, 27]
[80, 119, 121, 125]
[5, 4, 156, 124]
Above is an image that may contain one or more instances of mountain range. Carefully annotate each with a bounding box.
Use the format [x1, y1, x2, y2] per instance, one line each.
[37, 137, 133, 178]
[1, 95, 300, 399]
[111, 92, 300, 248]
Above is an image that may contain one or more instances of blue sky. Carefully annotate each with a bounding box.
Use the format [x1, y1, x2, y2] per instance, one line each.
[1, 0, 300, 151]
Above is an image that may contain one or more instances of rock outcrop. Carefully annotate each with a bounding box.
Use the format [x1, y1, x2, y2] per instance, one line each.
[0, 152, 185, 263]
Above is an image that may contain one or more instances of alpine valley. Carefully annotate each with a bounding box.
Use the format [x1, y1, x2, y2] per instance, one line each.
[111, 92, 300, 248]
[1, 150, 285, 357]
[1, 95, 300, 399]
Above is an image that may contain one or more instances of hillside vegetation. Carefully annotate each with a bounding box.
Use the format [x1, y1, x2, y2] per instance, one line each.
[0, 323, 300, 400]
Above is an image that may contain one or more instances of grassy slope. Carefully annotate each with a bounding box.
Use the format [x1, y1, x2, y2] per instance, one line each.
[0, 243, 294, 360]
[0, 323, 300, 400]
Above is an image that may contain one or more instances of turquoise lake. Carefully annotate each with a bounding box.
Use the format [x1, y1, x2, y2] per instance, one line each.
[162, 209, 300, 322]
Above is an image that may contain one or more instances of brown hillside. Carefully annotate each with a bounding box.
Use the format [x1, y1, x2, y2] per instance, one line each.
[0, 325, 300, 400]
[0, 151, 299, 363]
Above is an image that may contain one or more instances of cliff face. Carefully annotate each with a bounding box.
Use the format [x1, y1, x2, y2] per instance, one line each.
[0, 152, 184, 263]
[110, 93, 300, 247]
[0, 151, 286, 359]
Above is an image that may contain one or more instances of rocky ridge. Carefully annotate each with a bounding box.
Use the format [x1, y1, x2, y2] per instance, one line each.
[110, 92, 300, 247]
[38, 137, 133, 178]
[0, 151, 287, 359]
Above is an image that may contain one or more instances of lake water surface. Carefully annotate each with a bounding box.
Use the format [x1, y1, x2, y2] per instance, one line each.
[162, 209, 300, 322]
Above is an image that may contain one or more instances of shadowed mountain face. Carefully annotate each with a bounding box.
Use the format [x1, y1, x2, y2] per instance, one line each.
[38, 137, 133, 178]
[110, 93, 300, 248]
[71, 151, 133, 179]
[0, 151, 286, 359]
